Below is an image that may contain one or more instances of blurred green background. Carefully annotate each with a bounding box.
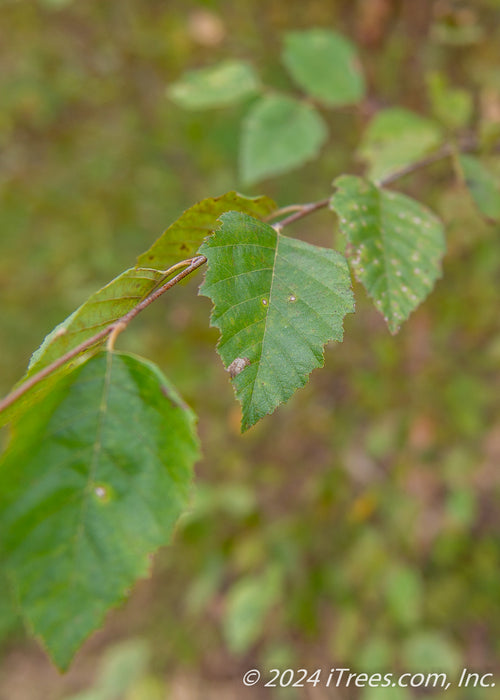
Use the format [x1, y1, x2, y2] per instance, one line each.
[1, 0, 500, 698]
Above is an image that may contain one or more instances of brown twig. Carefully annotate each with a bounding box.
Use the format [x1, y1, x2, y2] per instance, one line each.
[0, 255, 207, 416]
[0, 134, 489, 417]
[270, 135, 482, 232]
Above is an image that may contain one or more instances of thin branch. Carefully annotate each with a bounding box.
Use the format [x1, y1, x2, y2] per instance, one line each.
[264, 204, 306, 221]
[272, 198, 331, 232]
[271, 135, 482, 231]
[0, 255, 207, 416]
[0, 134, 491, 418]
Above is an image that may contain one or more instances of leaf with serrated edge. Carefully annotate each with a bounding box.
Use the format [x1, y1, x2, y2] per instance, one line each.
[199, 212, 354, 430]
[0, 268, 166, 429]
[0, 192, 275, 429]
[331, 175, 446, 334]
[136, 191, 276, 270]
[0, 351, 199, 669]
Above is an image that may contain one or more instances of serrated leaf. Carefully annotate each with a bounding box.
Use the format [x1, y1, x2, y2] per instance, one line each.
[0, 351, 199, 669]
[0, 268, 166, 429]
[331, 176, 445, 333]
[358, 108, 443, 183]
[239, 95, 328, 185]
[136, 190, 276, 270]
[168, 60, 259, 110]
[28, 268, 166, 375]
[457, 154, 500, 220]
[282, 29, 365, 107]
[1, 192, 275, 429]
[199, 212, 354, 430]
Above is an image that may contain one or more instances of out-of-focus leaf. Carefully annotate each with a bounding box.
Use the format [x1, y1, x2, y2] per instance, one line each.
[427, 72, 473, 131]
[358, 108, 443, 182]
[331, 175, 445, 333]
[136, 191, 276, 270]
[0, 568, 20, 642]
[281, 29, 365, 107]
[457, 154, 500, 220]
[168, 60, 259, 110]
[63, 639, 150, 700]
[0, 352, 199, 669]
[239, 95, 328, 184]
[199, 212, 354, 430]
[223, 566, 283, 654]
[384, 565, 423, 627]
[361, 687, 411, 700]
[446, 488, 477, 527]
[401, 631, 461, 674]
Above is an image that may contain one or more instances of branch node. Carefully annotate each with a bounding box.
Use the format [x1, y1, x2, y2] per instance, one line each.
[106, 321, 128, 351]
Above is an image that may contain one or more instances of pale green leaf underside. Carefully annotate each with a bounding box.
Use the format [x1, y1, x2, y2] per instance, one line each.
[136, 190, 276, 270]
[168, 60, 259, 110]
[0, 268, 165, 429]
[282, 29, 365, 107]
[358, 108, 443, 183]
[0, 351, 199, 669]
[331, 176, 446, 333]
[239, 95, 328, 185]
[199, 212, 354, 430]
[458, 154, 500, 220]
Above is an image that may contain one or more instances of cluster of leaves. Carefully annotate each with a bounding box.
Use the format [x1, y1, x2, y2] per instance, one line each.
[1, 24, 500, 674]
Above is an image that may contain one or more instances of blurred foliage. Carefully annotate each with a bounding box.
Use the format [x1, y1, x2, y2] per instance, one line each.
[1, 0, 500, 698]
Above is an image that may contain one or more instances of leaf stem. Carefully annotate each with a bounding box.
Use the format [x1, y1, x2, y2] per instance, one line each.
[0, 255, 207, 416]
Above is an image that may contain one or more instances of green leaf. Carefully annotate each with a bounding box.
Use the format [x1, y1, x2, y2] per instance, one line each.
[223, 566, 283, 654]
[0, 351, 199, 669]
[28, 269, 165, 375]
[384, 565, 422, 627]
[331, 176, 445, 333]
[0, 268, 167, 429]
[239, 95, 328, 184]
[427, 72, 473, 131]
[282, 29, 365, 107]
[63, 639, 150, 700]
[199, 212, 354, 431]
[136, 190, 276, 270]
[0, 568, 20, 642]
[358, 108, 443, 183]
[457, 154, 500, 220]
[0, 192, 275, 429]
[168, 60, 259, 110]
[401, 631, 461, 674]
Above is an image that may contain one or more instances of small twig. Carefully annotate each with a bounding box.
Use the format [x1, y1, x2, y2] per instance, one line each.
[270, 135, 484, 232]
[378, 143, 457, 186]
[0, 134, 491, 418]
[0, 255, 207, 416]
[264, 204, 306, 221]
[272, 198, 331, 232]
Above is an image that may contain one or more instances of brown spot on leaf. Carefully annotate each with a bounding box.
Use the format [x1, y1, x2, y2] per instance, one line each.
[227, 357, 250, 378]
